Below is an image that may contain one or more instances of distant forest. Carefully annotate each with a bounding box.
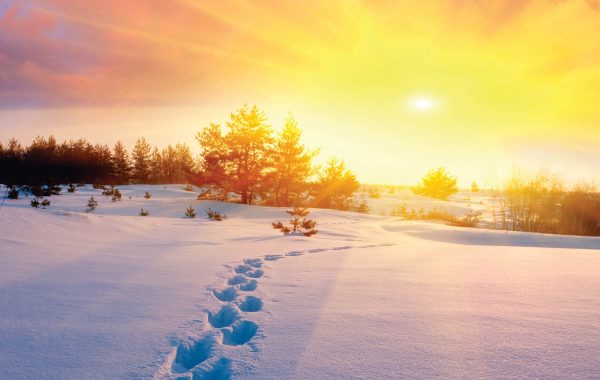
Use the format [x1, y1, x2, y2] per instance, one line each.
[0, 105, 359, 209]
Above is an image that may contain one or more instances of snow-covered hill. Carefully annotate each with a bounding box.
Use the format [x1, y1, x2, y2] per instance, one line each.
[1, 185, 599, 379]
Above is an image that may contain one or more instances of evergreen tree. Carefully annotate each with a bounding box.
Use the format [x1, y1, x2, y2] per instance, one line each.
[264, 115, 317, 206]
[185, 205, 196, 218]
[149, 147, 163, 183]
[196, 105, 273, 204]
[272, 207, 318, 236]
[87, 196, 98, 212]
[414, 168, 458, 200]
[175, 143, 194, 183]
[112, 141, 131, 184]
[132, 137, 151, 183]
[111, 188, 122, 202]
[163, 145, 174, 182]
[30, 198, 40, 208]
[312, 158, 359, 210]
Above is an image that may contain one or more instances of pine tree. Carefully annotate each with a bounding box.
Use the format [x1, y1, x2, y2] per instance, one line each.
[149, 147, 163, 183]
[264, 115, 317, 206]
[312, 158, 360, 210]
[414, 168, 458, 200]
[196, 105, 273, 204]
[112, 141, 131, 184]
[175, 143, 194, 183]
[132, 137, 151, 183]
[272, 207, 318, 236]
[87, 196, 98, 212]
[205, 208, 226, 221]
[111, 188, 122, 202]
[185, 205, 196, 218]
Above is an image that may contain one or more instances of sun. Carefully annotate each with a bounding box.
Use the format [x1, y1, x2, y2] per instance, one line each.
[408, 97, 437, 112]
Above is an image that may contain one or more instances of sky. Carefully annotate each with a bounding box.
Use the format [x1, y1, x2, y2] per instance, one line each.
[1, 0, 600, 186]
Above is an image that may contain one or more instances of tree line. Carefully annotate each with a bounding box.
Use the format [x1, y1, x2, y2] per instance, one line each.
[492, 171, 600, 237]
[0, 105, 360, 209]
[0, 136, 194, 186]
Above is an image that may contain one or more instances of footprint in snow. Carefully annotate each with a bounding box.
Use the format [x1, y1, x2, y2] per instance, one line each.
[238, 280, 257, 291]
[191, 357, 232, 380]
[286, 251, 304, 256]
[227, 275, 248, 286]
[236, 295, 263, 312]
[245, 269, 264, 279]
[331, 245, 353, 250]
[221, 320, 258, 346]
[208, 305, 240, 328]
[234, 264, 252, 274]
[244, 258, 263, 268]
[171, 333, 217, 374]
[264, 254, 284, 261]
[212, 287, 238, 302]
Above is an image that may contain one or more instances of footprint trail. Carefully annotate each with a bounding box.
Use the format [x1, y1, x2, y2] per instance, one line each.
[156, 242, 393, 379]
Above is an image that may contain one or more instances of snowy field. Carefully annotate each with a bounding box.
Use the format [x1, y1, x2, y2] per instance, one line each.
[1, 185, 600, 379]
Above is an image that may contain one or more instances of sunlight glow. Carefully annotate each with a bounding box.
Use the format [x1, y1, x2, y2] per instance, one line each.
[3, 1, 600, 185]
[408, 97, 437, 112]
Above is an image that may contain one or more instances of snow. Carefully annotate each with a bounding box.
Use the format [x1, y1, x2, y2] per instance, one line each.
[1, 184, 599, 379]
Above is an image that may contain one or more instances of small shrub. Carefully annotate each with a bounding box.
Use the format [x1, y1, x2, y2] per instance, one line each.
[272, 207, 318, 237]
[93, 184, 105, 190]
[102, 186, 115, 196]
[206, 208, 226, 221]
[41, 199, 50, 208]
[7, 187, 19, 199]
[185, 205, 196, 218]
[184, 184, 193, 192]
[144, 191, 152, 199]
[87, 196, 98, 212]
[111, 189, 122, 202]
[139, 208, 150, 216]
[67, 184, 77, 193]
[30, 185, 60, 197]
[30, 198, 40, 208]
